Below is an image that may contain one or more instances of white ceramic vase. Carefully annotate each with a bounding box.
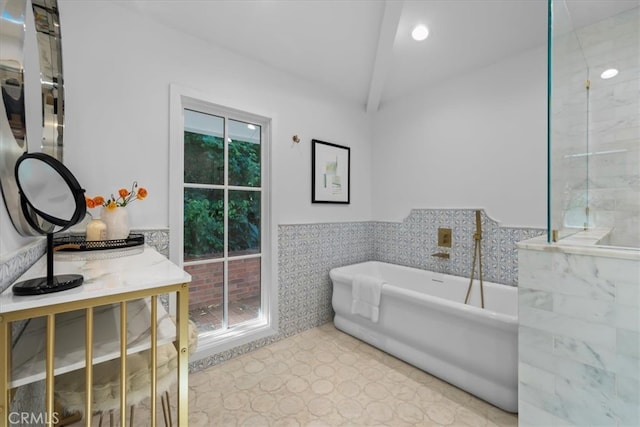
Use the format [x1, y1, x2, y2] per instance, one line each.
[100, 207, 130, 240]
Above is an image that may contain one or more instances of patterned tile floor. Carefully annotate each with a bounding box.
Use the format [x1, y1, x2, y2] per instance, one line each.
[70, 323, 518, 426]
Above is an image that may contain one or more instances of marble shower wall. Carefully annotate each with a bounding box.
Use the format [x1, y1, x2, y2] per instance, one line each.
[518, 240, 640, 426]
[375, 209, 545, 286]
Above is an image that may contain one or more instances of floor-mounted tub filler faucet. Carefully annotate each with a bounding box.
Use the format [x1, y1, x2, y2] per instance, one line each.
[464, 210, 485, 308]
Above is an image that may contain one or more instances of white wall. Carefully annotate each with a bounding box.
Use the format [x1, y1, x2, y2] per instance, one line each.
[59, 1, 372, 229]
[1, 1, 550, 258]
[371, 47, 548, 227]
[0, 1, 373, 260]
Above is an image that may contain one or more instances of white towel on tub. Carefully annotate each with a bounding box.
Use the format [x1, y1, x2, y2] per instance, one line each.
[351, 274, 384, 323]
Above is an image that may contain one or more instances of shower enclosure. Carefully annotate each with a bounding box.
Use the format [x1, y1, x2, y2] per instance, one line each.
[518, 3, 640, 424]
[548, 0, 639, 249]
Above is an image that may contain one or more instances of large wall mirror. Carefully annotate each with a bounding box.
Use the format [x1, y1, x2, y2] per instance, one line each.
[0, 0, 65, 236]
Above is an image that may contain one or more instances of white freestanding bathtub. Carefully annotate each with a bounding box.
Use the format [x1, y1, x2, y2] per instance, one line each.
[330, 261, 518, 413]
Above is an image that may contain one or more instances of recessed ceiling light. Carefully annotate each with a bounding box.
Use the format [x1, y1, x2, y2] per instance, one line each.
[600, 68, 618, 79]
[247, 124, 256, 130]
[411, 24, 429, 42]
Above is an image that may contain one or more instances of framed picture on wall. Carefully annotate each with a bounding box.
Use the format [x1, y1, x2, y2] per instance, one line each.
[312, 139, 350, 204]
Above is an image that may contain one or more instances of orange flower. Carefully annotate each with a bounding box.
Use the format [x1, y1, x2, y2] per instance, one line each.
[137, 187, 148, 200]
[86, 181, 147, 208]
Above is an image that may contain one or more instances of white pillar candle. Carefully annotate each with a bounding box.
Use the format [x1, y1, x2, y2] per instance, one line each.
[86, 219, 107, 241]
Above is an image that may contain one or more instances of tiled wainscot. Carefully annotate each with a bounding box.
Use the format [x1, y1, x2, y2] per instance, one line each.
[193, 209, 544, 371]
[1, 212, 545, 375]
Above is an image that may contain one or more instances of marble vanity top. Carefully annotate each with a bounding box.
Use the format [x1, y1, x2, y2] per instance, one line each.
[0, 245, 191, 314]
[1, 245, 191, 387]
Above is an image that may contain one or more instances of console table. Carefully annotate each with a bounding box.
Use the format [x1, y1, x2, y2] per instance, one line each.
[0, 245, 191, 427]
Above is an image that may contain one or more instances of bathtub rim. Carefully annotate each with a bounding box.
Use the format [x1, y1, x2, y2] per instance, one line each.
[330, 261, 518, 329]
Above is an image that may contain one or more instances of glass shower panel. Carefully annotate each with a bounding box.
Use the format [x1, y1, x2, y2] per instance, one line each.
[548, 0, 640, 248]
[581, 7, 639, 248]
[548, 0, 590, 241]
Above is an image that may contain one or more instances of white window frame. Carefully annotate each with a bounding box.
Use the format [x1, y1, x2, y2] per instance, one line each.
[169, 84, 276, 361]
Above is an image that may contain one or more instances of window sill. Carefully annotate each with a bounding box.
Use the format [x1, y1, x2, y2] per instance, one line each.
[189, 321, 278, 362]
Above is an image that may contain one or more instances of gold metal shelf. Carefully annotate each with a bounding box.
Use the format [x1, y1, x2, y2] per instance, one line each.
[0, 246, 191, 427]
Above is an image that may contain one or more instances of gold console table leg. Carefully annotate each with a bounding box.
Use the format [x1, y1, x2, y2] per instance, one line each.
[119, 302, 127, 427]
[151, 295, 158, 427]
[0, 316, 9, 427]
[0, 281, 189, 426]
[46, 314, 55, 426]
[85, 308, 94, 427]
[176, 283, 189, 426]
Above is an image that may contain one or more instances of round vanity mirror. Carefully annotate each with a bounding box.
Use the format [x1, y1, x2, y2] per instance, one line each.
[16, 152, 84, 232]
[12, 152, 86, 295]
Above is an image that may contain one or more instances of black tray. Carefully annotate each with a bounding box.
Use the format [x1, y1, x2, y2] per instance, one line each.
[53, 233, 145, 251]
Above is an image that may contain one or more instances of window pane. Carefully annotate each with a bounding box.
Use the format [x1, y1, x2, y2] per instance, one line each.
[184, 188, 224, 261]
[228, 119, 261, 187]
[228, 258, 261, 327]
[184, 110, 224, 185]
[228, 190, 261, 256]
[185, 262, 224, 332]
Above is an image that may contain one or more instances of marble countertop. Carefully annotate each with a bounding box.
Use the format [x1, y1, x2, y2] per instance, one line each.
[0, 245, 191, 314]
[517, 229, 640, 261]
[2, 245, 190, 387]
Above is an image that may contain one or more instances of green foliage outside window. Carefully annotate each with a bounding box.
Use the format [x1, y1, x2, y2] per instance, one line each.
[184, 132, 261, 259]
[184, 131, 224, 185]
[184, 189, 223, 258]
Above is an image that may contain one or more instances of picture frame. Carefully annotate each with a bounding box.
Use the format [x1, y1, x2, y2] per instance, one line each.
[311, 139, 350, 204]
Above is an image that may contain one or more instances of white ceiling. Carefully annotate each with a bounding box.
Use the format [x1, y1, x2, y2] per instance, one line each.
[127, 0, 638, 112]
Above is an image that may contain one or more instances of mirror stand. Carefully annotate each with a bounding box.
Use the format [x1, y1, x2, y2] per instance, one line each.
[12, 233, 83, 296]
[12, 152, 86, 295]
